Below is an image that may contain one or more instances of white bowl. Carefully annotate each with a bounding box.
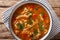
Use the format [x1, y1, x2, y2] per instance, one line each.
[9, 0, 52, 40]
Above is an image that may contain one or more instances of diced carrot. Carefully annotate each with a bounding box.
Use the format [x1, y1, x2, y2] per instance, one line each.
[45, 18, 50, 24]
[30, 5, 35, 10]
[32, 14, 38, 20]
[43, 14, 47, 19]
[21, 33, 28, 39]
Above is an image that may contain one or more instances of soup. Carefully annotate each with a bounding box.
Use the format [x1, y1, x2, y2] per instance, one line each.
[11, 3, 50, 40]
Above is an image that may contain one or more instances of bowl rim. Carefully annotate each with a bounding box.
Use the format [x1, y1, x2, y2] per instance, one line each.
[9, 1, 52, 40]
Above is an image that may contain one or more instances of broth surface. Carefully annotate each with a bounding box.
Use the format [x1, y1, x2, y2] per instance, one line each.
[11, 3, 50, 40]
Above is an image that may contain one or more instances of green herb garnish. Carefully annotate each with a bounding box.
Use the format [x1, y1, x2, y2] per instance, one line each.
[28, 11, 33, 14]
[39, 22, 43, 27]
[27, 19, 33, 25]
[40, 12, 44, 16]
[38, 22, 44, 31]
[35, 7, 38, 10]
[39, 26, 44, 31]
[32, 36, 35, 40]
[31, 34, 35, 40]
[17, 23, 24, 30]
[34, 30, 38, 35]
[28, 15, 32, 19]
